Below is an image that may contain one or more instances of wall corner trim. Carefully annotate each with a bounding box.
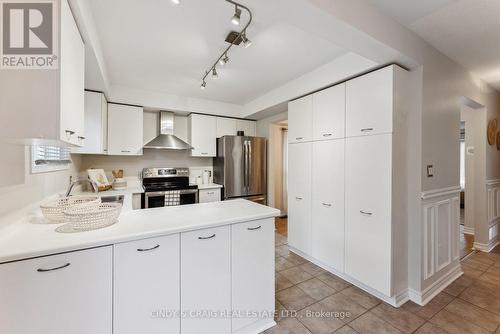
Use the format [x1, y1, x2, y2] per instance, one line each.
[421, 186, 461, 200]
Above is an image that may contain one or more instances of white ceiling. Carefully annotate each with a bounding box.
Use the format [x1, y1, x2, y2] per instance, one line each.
[86, 0, 348, 104]
[366, 0, 500, 90]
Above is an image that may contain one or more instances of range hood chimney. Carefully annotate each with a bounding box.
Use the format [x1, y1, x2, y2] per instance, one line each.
[144, 111, 193, 150]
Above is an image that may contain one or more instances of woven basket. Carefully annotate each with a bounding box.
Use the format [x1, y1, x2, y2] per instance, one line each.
[63, 202, 122, 231]
[40, 196, 101, 223]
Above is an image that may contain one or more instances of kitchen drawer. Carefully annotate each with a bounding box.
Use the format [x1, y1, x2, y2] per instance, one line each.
[0, 246, 113, 334]
[199, 188, 221, 203]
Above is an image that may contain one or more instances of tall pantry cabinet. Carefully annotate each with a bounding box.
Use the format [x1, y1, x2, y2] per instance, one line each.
[288, 65, 410, 305]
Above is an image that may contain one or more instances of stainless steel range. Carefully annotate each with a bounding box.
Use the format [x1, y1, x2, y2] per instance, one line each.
[141, 167, 198, 209]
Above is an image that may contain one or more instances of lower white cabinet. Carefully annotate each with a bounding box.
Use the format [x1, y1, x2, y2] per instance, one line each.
[181, 226, 231, 334]
[312, 140, 345, 272]
[199, 188, 221, 203]
[0, 247, 112, 334]
[231, 219, 274, 332]
[114, 235, 180, 334]
[345, 134, 393, 296]
[288, 142, 312, 254]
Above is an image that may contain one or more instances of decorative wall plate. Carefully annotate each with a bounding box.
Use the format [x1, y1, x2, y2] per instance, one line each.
[488, 119, 498, 145]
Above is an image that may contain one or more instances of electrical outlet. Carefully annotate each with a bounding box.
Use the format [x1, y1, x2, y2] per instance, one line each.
[427, 165, 434, 178]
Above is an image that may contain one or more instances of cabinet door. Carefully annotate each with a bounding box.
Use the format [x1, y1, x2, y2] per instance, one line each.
[114, 235, 180, 334]
[288, 95, 313, 143]
[181, 226, 231, 334]
[216, 117, 236, 137]
[60, 0, 85, 146]
[199, 188, 221, 203]
[288, 142, 312, 254]
[0, 247, 112, 334]
[346, 66, 393, 137]
[236, 120, 256, 137]
[312, 140, 345, 272]
[232, 219, 274, 332]
[313, 83, 345, 140]
[107, 103, 144, 155]
[345, 134, 392, 296]
[74, 91, 107, 154]
[189, 114, 217, 157]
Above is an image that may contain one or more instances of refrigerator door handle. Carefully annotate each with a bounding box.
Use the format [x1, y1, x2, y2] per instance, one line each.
[248, 140, 252, 193]
[243, 140, 248, 192]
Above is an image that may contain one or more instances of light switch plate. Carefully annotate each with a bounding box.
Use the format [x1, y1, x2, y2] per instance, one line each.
[427, 165, 434, 178]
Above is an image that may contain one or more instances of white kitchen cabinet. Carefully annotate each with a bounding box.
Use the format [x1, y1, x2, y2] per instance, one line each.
[0, 0, 85, 145]
[345, 134, 393, 296]
[0, 247, 112, 334]
[199, 188, 221, 203]
[216, 117, 237, 137]
[288, 95, 313, 143]
[288, 142, 312, 254]
[188, 114, 217, 157]
[312, 139, 345, 272]
[236, 119, 257, 137]
[231, 219, 275, 332]
[74, 91, 108, 154]
[114, 235, 180, 334]
[181, 226, 231, 334]
[313, 83, 345, 141]
[346, 66, 393, 137]
[107, 103, 144, 155]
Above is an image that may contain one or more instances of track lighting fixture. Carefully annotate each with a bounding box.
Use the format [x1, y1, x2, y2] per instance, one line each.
[200, 0, 253, 89]
[231, 6, 241, 25]
[170, 0, 180, 5]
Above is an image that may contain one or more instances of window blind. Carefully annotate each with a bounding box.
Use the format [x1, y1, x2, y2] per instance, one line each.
[31, 145, 71, 173]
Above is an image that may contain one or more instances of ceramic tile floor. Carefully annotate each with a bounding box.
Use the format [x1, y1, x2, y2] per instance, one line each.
[267, 218, 500, 334]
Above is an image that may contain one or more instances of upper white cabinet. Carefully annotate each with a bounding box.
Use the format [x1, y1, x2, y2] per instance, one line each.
[236, 119, 257, 137]
[74, 91, 108, 154]
[0, 247, 112, 334]
[288, 142, 312, 254]
[313, 83, 345, 140]
[114, 235, 180, 334]
[107, 103, 143, 156]
[0, 0, 84, 146]
[288, 95, 313, 143]
[346, 66, 394, 137]
[188, 114, 217, 157]
[181, 226, 231, 334]
[216, 117, 237, 137]
[231, 219, 274, 332]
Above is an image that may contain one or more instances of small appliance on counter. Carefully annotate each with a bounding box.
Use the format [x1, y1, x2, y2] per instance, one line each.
[112, 169, 127, 190]
[141, 167, 198, 209]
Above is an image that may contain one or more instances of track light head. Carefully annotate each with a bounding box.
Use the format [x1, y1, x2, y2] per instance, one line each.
[171, 0, 181, 5]
[231, 6, 241, 25]
[212, 68, 218, 79]
[242, 32, 252, 48]
[220, 54, 230, 66]
[200, 81, 206, 89]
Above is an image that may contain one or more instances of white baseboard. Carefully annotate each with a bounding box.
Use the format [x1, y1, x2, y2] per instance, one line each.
[288, 246, 409, 307]
[462, 226, 475, 235]
[408, 264, 463, 306]
[474, 239, 500, 253]
[233, 319, 276, 334]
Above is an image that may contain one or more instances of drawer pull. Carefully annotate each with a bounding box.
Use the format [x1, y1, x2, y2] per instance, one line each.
[295, 137, 303, 140]
[78, 136, 85, 140]
[322, 133, 332, 137]
[206, 191, 215, 195]
[360, 128, 374, 132]
[198, 234, 216, 240]
[295, 197, 303, 200]
[37, 263, 71, 272]
[137, 245, 160, 252]
[201, 152, 208, 155]
[322, 203, 332, 207]
[121, 150, 131, 153]
[247, 225, 262, 231]
[360, 210, 373, 216]
[65, 130, 75, 136]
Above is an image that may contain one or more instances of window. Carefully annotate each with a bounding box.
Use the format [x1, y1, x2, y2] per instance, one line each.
[31, 145, 71, 174]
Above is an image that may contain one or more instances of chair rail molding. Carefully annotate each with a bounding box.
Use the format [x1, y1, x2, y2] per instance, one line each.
[421, 186, 461, 200]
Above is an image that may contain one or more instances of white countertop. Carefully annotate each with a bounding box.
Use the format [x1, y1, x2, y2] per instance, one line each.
[0, 199, 279, 264]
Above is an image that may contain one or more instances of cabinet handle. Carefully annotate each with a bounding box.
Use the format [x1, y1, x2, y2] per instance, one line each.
[137, 244, 160, 252]
[201, 152, 208, 155]
[65, 130, 75, 135]
[322, 203, 332, 207]
[295, 137, 303, 140]
[37, 263, 71, 272]
[360, 210, 373, 216]
[360, 128, 374, 132]
[206, 191, 215, 195]
[322, 133, 332, 137]
[121, 150, 131, 153]
[295, 197, 303, 200]
[247, 225, 262, 231]
[198, 234, 216, 240]
[78, 136, 85, 140]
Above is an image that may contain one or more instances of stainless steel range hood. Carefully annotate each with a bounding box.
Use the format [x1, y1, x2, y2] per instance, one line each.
[144, 111, 193, 150]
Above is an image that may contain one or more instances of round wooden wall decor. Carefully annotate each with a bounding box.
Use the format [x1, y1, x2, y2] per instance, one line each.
[497, 132, 500, 151]
[488, 119, 498, 145]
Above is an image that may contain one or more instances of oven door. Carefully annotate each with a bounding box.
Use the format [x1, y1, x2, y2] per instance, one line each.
[144, 190, 199, 208]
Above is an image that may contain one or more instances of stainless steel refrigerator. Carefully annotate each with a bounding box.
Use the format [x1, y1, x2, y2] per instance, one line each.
[213, 136, 267, 204]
